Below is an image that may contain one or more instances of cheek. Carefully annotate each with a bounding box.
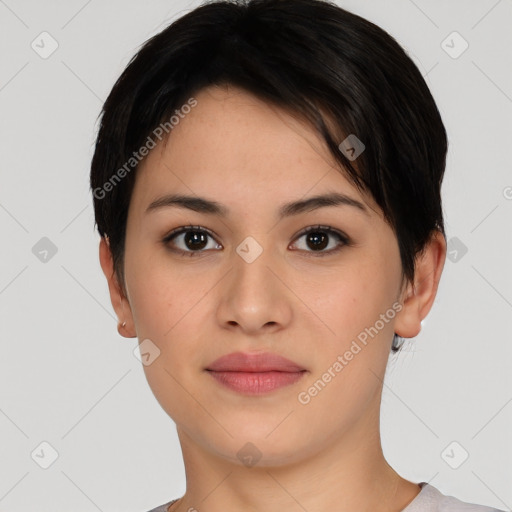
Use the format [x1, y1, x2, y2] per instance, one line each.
[127, 276, 174, 339]
[125, 252, 219, 369]
[125, 250, 203, 338]
[293, 269, 397, 432]
[299, 261, 397, 346]
[125, 262, 208, 421]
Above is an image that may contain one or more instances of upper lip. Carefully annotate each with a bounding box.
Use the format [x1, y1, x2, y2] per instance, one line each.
[206, 352, 306, 372]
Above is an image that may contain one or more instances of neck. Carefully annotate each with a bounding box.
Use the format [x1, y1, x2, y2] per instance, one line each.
[170, 406, 421, 512]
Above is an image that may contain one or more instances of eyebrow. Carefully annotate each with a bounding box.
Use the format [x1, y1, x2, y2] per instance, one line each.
[145, 192, 369, 218]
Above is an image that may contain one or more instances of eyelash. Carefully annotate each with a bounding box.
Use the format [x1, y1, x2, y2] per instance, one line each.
[162, 224, 351, 258]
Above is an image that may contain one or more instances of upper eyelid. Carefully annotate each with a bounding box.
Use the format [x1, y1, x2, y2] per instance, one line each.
[164, 225, 217, 239]
[293, 225, 347, 239]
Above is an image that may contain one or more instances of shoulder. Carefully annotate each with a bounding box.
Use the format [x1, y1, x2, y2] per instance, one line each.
[403, 483, 506, 512]
[144, 498, 178, 512]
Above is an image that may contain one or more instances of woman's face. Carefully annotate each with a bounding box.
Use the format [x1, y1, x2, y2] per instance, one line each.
[111, 85, 414, 466]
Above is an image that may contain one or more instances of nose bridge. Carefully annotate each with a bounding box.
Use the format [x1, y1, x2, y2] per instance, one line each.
[218, 233, 290, 332]
[232, 234, 276, 300]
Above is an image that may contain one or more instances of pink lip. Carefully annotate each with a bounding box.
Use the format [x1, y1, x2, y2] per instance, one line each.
[205, 352, 306, 395]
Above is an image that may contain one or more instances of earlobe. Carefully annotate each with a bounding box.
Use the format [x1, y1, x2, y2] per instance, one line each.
[99, 237, 137, 338]
[394, 230, 446, 339]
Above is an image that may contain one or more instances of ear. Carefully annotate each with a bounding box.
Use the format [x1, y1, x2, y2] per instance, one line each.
[99, 236, 136, 338]
[394, 230, 446, 339]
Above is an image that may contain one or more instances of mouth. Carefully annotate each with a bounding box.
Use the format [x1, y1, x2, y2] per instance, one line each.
[206, 369, 306, 394]
[205, 351, 307, 395]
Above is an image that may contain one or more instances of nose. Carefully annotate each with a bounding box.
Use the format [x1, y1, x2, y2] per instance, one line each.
[216, 238, 293, 336]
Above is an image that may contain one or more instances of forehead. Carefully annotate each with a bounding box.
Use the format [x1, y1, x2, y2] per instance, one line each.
[131, 85, 377, 216]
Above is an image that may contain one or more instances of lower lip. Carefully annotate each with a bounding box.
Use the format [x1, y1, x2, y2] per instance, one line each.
[206, 370, 306, 394]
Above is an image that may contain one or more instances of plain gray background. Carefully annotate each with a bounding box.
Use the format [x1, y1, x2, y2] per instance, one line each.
[0, 1, 511, 511]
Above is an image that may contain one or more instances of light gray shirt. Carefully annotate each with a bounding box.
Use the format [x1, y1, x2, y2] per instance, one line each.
[145, 482, 506, 512]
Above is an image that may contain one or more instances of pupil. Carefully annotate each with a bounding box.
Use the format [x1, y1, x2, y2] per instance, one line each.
[185, 231, 207, 250]
[308, 232, 327, 250]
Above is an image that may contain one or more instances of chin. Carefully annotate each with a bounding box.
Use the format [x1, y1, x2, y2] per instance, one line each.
[209, 428, 313, 467]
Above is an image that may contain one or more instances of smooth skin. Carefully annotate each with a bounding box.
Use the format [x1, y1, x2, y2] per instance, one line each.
[99, 85, 446, 512]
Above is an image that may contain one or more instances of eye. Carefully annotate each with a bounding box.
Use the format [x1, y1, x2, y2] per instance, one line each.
[162, 224, 350, 257]
[162, 225, 222, 256]
[289, 225, 350, 256]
